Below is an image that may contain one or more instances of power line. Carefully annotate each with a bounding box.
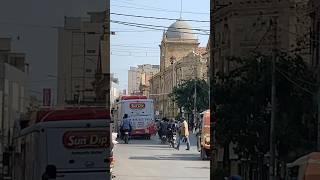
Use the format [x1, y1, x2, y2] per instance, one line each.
[276, 68, 314, 95]
[110, 4, 209, 15]
[111, 50, 159, 54]
[111, 53, 159, 57]
[252, 24, 272, 52]
[111, 12, 210, 23]
[111, 44, 159, 49]
[111, 20, 209, 32]
[111, 20, 209, 35]
[111, 29, 157, 32]
[276, 67, 317, 87]
[111, 47, 159, 51]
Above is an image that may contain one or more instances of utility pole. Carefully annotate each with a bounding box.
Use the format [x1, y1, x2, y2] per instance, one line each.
[269, 16, 277, 180]
[193, 64, 197, 128]
[171, 56, 176, 119]
[318, 75, 320, 151]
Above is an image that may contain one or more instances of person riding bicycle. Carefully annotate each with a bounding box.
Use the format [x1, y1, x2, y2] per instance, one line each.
[120, 114, 132, 139]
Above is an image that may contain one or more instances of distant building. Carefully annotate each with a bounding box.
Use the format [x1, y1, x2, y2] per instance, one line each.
[149, 19, 208, 119]
[0, 37, 28, 171]
[57, 12, 105, 105]
[110, 73, 120, 106]
[127, 64, 160, 96]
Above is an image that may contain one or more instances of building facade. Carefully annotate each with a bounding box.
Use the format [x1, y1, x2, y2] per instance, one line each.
[0, 38, 28, 175]
[214, 0, 310, 75]
[213, 0, 310, 177]
[149, 19, 208, 119]
[127, 64, 160, 96]
[309, 0, 320, 70]
[57, 12, 105, 105]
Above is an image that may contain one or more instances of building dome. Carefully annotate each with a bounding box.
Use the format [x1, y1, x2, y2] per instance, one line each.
[166, 19, 197, 40]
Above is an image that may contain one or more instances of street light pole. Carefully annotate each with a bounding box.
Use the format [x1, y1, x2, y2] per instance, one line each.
[193, 64, 197, 128]
[269, 16, 278, 180]
[170, 56, 176, 119]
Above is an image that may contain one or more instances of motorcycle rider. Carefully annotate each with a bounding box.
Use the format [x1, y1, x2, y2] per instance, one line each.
[120, 114, 132, 140]
[158, 117, 168, 139]
[167, 119, 178, 147]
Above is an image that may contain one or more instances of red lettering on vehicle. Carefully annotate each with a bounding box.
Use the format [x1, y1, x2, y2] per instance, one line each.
[63, 131, 109, 149]
[129, 103, 145, 109]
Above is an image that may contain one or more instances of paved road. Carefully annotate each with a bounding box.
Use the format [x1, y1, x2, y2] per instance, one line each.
[113, 134, 210, 180]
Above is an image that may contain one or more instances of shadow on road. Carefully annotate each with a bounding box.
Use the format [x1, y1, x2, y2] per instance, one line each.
[129, 154, 202, 161]
[185, 166, 210, 169]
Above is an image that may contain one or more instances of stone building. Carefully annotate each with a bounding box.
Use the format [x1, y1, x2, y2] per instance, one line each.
[149, 19, 208, 119]
[309, 0, 320, 70]
[214, 0, 310, 75]
[213, 0, 310, 178]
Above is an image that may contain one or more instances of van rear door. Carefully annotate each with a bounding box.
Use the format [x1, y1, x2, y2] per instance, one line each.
[45, 121, 111, 179]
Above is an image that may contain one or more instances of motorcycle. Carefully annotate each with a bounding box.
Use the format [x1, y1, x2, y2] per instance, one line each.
[161, 135, 167, 144]
[169, 133, 177, 148]
[123, 130, 130, 144]
[167, 127, 177, 148]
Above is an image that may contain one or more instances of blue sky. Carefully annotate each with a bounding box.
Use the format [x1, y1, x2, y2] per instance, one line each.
[110, 0, 210, 91]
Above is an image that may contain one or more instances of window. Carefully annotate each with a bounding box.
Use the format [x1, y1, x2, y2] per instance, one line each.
[86, 69, 92, 73]
[87, 50, 96, 54]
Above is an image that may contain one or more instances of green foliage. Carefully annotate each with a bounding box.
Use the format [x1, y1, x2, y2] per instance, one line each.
[169, 79, 209, 113]
[213, 52, 317, 163]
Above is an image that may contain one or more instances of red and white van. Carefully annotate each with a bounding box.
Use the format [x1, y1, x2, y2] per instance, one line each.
[12, 107, 113, 180]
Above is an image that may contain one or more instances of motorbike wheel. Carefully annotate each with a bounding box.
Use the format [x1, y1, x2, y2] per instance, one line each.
[124, 135, 129, 144]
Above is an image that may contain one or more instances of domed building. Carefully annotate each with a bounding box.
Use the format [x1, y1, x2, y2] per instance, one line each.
[149, 19, 208, 119]
[159, 19, 200, 71]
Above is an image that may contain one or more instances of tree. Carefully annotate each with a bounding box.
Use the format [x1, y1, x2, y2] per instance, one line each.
[169, 78, 209, 114]
[213, 52, 317, 177]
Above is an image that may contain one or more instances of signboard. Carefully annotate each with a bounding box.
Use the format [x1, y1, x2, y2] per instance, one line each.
[129, 103, 145, 109]
[63, 130, 109, 149]
[43, 88, 51, 106]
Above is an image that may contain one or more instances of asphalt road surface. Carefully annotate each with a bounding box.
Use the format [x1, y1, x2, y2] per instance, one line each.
[113, 133, 210, 180]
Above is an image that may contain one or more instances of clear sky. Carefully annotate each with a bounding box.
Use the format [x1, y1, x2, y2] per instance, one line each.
[0, 0, 209, 101]
[110, 0, 210, 91]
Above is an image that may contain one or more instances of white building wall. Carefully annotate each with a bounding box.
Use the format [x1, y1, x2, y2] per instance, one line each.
[57, 12, 104, 105]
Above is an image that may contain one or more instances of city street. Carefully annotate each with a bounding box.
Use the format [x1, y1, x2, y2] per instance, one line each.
[113, 134, 210, 180]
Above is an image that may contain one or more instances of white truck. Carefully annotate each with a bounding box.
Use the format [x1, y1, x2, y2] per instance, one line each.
[112, 96, 157, 139]
[12, 107, 113, 180]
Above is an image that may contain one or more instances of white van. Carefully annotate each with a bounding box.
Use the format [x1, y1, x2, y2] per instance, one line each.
[112, 96, 156, 139]
[12, 108, 113, 180]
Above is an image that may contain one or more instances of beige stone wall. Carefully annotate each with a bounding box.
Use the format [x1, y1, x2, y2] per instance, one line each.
[150, 51, 207, 119]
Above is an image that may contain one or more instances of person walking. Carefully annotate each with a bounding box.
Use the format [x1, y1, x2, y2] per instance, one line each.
[175, 117, 190, 150]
